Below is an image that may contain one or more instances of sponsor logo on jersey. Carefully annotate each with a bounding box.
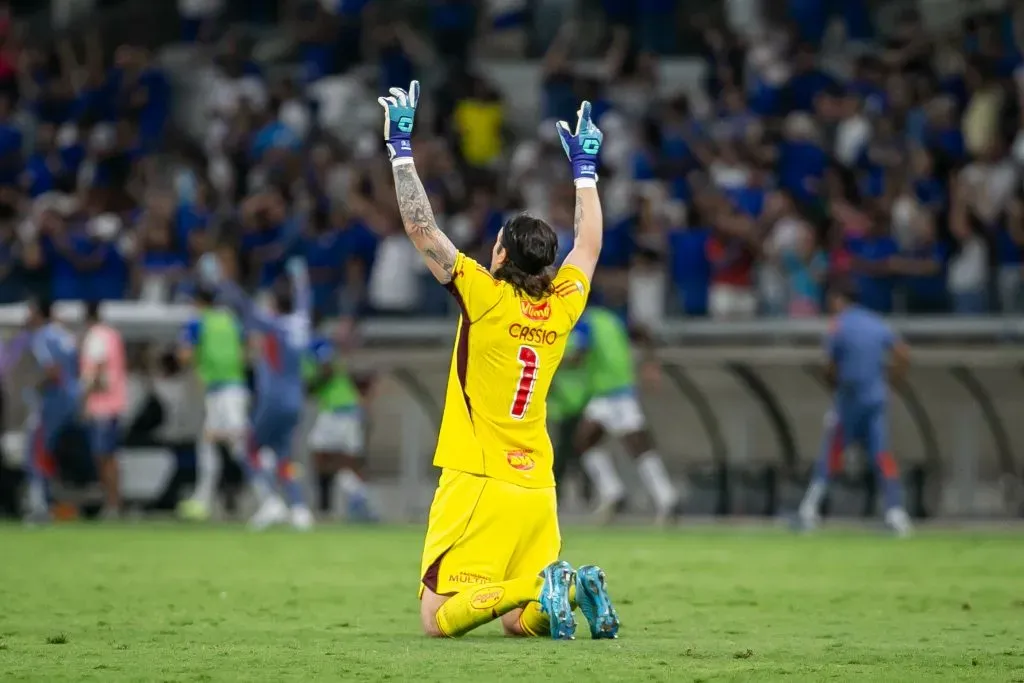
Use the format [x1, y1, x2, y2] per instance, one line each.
[506, 450, 536, 471]
[520, 299, 552, 321]
[508, 324, 558, 346]
[470, 586, 506, 610]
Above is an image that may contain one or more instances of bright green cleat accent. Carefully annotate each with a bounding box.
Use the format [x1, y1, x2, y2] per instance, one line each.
[177, 499, 210, 522]
[539, 560, 576, 640]
[575, 565, 620, 639]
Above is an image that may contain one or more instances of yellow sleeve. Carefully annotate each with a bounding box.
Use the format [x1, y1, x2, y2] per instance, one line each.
[551, 263, 591, 325]
[446, 252, 504, 323]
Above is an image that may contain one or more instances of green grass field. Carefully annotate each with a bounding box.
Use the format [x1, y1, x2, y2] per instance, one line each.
[1, 524, 1022, 682]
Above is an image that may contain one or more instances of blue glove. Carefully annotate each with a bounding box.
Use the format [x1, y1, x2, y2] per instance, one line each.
[555, 101, 603, 183]
[377, 80, 421, 162]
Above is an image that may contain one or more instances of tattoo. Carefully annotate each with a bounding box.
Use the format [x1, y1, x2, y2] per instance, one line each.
[573, 190, 584, 239]
[393, 163, 457, 283]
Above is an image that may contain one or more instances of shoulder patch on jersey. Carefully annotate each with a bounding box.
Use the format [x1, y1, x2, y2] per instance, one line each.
[520, 299, 551, 321]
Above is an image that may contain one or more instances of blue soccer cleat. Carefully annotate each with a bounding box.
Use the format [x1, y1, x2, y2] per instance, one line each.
[539, 560, 576, 640]
[575, 565, 620, 639]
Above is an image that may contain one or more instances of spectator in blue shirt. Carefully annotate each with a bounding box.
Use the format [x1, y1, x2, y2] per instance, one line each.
[778, 115, 827, 206]
[22, 124, 65, 198]
[668, 218, 710, 317]
[891, 211, 948, 314]
[240, 183, 302, 290]
[135, 206, 190, 302]
[785, 44, 835, 113]
[302, 204, 349, 316]
[846, 221, 899, 314]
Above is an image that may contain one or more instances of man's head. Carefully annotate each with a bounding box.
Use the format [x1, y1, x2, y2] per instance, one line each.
[827, 278, 857, 314]
[85, 300, 102, 325]
[270, 280, 295, 315]
[490, 214, 558, 299]
[194, 285, 217, 308]
[26, 297, 53, 329]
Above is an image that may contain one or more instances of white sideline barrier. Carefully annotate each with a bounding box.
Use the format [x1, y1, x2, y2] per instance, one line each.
[1, 302, 1023, 344]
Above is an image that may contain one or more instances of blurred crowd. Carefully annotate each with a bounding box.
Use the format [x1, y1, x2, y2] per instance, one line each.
[0, 0, 1022, 325]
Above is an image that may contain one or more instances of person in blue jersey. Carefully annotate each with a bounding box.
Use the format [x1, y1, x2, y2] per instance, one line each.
[797, 281, 913, 536]
[22, 298, 81, 523]
[201, 253, 314, 531]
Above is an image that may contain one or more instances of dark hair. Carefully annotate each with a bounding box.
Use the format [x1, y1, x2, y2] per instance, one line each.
[827, 276, 858, 304]
[272, 280, 295, 314]
[31, 297, 53, 320]
[195, 285, 217, 305]
[494, 214, 558, 299]
[85, 300, 101, 323]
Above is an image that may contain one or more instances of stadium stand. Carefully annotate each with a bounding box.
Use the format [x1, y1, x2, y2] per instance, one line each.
[0, 0, 1019, 326]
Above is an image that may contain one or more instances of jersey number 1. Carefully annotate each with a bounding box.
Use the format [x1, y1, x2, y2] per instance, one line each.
[510, 345, 539, 419]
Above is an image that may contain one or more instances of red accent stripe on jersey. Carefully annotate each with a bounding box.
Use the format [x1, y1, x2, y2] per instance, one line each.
[263, 332, 283, 372]
[444, 282, 473, 419]
[554, 282, 576, 297]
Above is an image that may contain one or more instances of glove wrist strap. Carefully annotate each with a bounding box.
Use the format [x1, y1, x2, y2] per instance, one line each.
[391, 157, 415, 167]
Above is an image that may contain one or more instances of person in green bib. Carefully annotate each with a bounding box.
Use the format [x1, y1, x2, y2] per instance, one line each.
[572, 306, 680, 525]
[548, 330, 592, 489]
[306, 328, 376, 521]
[176, 285, 249, 521]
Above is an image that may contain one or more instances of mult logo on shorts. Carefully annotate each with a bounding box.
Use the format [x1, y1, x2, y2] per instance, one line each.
[520, 299, 552, 321]
[506, 450, 536, 471]
[470, 586, 506, 610]
[449, 571, 491, 585]
[508, 324, 557, 346]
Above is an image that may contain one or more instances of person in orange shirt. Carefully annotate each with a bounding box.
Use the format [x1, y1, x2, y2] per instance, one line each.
[378, 81, 619, 641]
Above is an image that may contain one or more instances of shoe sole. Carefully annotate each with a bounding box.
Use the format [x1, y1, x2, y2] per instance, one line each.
[576, 566, 620, 640]
[539, 563, 576, 640]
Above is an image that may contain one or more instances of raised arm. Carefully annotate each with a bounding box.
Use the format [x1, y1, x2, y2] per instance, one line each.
[377, 80, 458, 284]
[286, 256, 311, 319]
[557, 101, 605, 281]
[196, 252, 273, 332]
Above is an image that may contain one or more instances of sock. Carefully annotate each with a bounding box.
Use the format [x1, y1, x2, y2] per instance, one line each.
[876, 451, 904, 510]
[636, 451, 678, 511]
[317, 473, 334, 513]
[799, 480, 827, 518]
[517, 584, 578, 636]
[27, 477, 48, 515]
[581, 448, 625, 504]
[813, 416, 844, 481]
[277, 459, 307, 509]
[436, 575, 543, 638]
[193, 438, 221, 506]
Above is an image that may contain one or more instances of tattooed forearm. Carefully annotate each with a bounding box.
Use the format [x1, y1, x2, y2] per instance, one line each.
[573, 189, 584, 239]
[392, 162, 457, 283]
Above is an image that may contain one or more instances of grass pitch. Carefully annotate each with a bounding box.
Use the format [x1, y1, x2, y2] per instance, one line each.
[1, 523, 1022, 682]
